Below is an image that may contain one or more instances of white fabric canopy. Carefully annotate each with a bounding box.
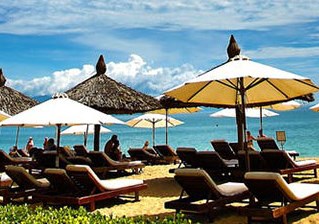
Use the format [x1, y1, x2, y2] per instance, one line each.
[0, 94, 125, 166]
[126, 113, 183, 146]
[210, 108, 279, 118]
[0, 95, 124, 127]
[61, 125, 111, 135]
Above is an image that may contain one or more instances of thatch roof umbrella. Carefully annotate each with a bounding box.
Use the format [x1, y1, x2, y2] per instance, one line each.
[65, 55, 161, 150]
[0, 69, 38, 115]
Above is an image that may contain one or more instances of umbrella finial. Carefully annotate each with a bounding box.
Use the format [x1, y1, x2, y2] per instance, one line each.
[0, 68, 7, 87]
[227, 35, 241, 60]
[96, 55, 107, 75]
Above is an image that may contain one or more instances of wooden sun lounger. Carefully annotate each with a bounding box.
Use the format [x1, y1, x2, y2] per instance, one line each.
[0, 150, 36, 172]
[128, 148, 163, 165]
[73, 145, 90, 157]
[0, 165, 50, 204]
[237, 150, 267, 172]
[73, 145, 145, 176]
[153, 145, 180, 164]
[34, 165, 147, 211]
[260, 150, 319, 183]
[257, 137, 299, 159]
[195, 151, 238, 178]
[210, 140, 237, 160]
[165, 168, 249, 221]
[176, 147, 198, 168]
[240, 172, 319, 224]
[58, 147, 92, 166]
[87, 151, 145, 176]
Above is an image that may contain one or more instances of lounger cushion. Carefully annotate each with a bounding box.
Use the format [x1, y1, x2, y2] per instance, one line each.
[294, 160, 316, 166]
[217, 182, 249, 197]
[175, 168, 248, 196]
[245, 172, 319, 201]
[99, 179, 144, 190]
[66, 165, 143, 191]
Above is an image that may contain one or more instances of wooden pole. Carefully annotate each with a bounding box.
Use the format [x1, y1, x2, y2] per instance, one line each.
[94, 124, 101, 151]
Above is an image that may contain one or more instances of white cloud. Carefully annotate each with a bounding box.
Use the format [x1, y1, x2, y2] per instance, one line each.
[1, 1, 319, 35]
[7, 65, 95, 96]
[6, 54, 201, 97]
[245, 46, 319, 59]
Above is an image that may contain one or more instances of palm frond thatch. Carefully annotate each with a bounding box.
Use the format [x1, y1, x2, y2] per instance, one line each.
[65, 55, 161, 114]
[0, 86, 38, 115]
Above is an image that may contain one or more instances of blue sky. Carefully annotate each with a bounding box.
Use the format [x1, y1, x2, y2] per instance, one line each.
[1, 1, 319, 102]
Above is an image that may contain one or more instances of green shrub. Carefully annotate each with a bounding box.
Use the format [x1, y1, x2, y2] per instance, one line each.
[0, 204, 194, 224]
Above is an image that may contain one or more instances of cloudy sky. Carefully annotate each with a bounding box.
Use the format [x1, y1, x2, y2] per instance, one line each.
[1, 1, 319, 100]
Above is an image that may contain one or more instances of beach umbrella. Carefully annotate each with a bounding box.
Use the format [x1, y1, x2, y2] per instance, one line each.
[310, 103, 319, 112]
[65, 55, 161, 150]
[61, 124, 111, 146]
[0, 93, 124, 166]
[149, 95, 201, 144]
[0, 69, 38, 116]
[126, 113, 183, 147]
[165, 35, 319, 171]
[265, 100, 301, 111]
[210, 108, 279, 132]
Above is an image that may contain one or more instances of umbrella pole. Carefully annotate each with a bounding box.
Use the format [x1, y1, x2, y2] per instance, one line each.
[239, 77, 250, 172]
[84, 124, 89, 146]
[152, 122, 155, 147]
[260, 107, 263, 134]
[94, 124, 101, 151]
[15, 126, 20, 147]
[55, 124, 61, 168]
[165, 108, 168, 145]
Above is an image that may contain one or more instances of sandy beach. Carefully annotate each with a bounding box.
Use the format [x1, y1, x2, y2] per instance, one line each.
[95, 159, 319, 224]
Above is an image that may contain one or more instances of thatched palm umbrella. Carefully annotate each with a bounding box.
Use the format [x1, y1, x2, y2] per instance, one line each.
[0, 69, 37, 115]
[65, 55, 161, 150]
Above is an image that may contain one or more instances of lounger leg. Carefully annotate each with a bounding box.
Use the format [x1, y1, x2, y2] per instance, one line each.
[281, 214, 288, 224]
[287, 174, 293, 183]
[89, 201, 96, 211]
[134, 191, 140, 201]
[316, 200, 319, 211]
[314, 168, 317, 178]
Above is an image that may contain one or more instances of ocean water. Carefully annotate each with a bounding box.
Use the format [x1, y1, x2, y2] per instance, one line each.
[0, 107, 318, 157]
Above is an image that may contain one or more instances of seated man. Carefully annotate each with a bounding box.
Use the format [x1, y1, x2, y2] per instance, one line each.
[104, 135, 122, 161]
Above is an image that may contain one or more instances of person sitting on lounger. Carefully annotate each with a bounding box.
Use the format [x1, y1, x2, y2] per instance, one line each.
[46, 138, 57, 151]
[104, 135, 123, 161]
[142, 141, 149, 151]
[9, 146, 20, 157]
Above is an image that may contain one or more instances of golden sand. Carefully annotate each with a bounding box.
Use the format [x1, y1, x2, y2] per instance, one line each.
[95, 161, 319, 224]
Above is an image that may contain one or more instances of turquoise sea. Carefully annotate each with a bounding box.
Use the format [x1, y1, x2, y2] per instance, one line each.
[0, 107, 318, 157]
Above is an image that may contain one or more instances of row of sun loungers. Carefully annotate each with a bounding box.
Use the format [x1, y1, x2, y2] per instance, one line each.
[128, 144, 179, 165]
[0, 164, 147, 211]
[165, 168, 319, 223]
[1, 145, 146, 178]
[237, 150, 319, 182]
[176, 146, 319, 183]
